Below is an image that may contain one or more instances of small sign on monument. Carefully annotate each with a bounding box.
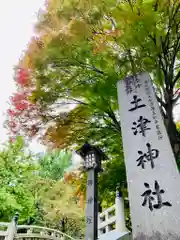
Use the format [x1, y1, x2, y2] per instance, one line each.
[117, 72, 180, 240]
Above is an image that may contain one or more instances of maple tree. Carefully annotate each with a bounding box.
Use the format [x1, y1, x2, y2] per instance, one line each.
[0, 136, 84, 236]
[6, 2, 180, 220]
[39, 150, 72, 180]
[6, 67, 40, 141]
[39, 180, 85, 237]
[5, 3, 180, 221]
[0, 137, 38, 222]
[7, 0, 180, 160]
[64, 171, 86, 209]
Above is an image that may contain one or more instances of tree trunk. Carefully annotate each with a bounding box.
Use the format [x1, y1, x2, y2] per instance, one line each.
[164, 90, 180, 162]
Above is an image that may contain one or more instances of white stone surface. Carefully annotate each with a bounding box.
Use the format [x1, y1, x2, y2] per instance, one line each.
[117, 72, 180, 239]
[98, 231, 132, 240]
[115, 194, 127, 233]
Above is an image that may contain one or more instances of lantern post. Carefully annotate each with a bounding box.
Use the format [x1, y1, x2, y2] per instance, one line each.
[76, 143, 106, 240]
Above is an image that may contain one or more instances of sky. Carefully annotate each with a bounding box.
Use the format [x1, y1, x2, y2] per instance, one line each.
[0, 0, 45, 152]
[0, 1, 179, 156]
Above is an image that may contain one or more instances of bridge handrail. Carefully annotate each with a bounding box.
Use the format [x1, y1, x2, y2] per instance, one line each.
[16, 225, 77, 240]
[0, 223, 9, 227]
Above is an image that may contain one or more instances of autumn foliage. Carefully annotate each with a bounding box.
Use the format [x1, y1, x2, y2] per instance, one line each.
[6, 0, 180, 163]
[64, 171, 86, 209]
[6, 67, 41, 141]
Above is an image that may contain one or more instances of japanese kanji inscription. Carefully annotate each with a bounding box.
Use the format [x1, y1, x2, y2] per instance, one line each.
[129, 95, 146, 112]
[86, 216, 93, 224]
[136, 143, 159, 169]
[141, 181, 172, 211]
[117, 73, 180, 239]
[132, 116, 151, 137]
[85, 169, 96, 240]
[87, 179, 93, 186]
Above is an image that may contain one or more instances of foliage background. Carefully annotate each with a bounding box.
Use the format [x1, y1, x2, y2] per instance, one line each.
[3, 0, 180, 235]
[0, 137, 84, 237]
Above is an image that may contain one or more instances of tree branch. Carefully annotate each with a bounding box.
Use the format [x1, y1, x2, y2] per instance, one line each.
[172, 89, 180, 105]
[74, 60, 105, 75]
[67, 98, 88, 106]
[105, 106, 121, 134]
[156, 95, 166, 108]
[174, 88, 180, 96]
[173, 70, 180, 87]
[51, 58, 105, 75]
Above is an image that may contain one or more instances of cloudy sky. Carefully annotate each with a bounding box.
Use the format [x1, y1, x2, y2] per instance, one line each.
[0, 1, 179, 155]
[0, 0, 45, 152]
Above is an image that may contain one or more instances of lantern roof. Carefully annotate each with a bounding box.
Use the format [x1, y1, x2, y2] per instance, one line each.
[76, 142, 107, 160]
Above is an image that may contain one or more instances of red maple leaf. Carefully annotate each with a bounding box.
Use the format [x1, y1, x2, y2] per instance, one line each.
[11, 93, 27, 104]
[16, 68, 30, 86]
[7, 109, 18, 117]
[9, 121, 16, 129]
[7, 67, 43, 141]
[16, 102, 29, 111]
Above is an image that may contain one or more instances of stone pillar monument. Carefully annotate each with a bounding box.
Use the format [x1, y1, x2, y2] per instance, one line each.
[117, 72, 180, 240]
